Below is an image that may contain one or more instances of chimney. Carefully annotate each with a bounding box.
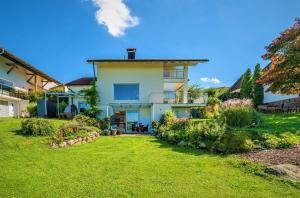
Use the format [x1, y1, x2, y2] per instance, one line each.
[127, 48, 136, 59]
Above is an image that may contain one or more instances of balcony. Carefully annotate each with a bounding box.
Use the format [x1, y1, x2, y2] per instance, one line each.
[0, 84, 27, 100]
[148, 92, 208, 105]
[163, 69, 185, 79]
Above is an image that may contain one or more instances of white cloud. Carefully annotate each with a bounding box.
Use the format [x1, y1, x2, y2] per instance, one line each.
[92, 0, 139, 37]
[200, 77, 221, 84]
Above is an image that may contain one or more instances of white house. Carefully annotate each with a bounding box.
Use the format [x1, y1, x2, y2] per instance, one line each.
[0, 48, 60, 117]
[65, 77, 95, 113]
[231, 72, 299, 106]
[87, 48, 208, 133]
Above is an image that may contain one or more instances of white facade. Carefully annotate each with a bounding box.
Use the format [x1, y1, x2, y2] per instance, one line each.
[0, 50, 59, 117]
[263, 85, 299, 104]
[94, 60, 207, 132]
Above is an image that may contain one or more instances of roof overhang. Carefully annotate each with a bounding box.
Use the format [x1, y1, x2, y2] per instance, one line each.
[87, 59, 208, 66]
[0, 48, 61, 85]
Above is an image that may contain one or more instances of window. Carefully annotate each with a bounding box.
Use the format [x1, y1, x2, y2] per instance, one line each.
[114, 84, 139, 100]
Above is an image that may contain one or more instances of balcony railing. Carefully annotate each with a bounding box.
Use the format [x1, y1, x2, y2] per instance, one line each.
[0, 84, 27, 100]
[148, 92, 208, 105]
[163, 69, 184, 79]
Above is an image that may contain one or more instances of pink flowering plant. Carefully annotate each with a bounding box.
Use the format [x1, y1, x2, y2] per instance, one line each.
[222, 98, 253, 109]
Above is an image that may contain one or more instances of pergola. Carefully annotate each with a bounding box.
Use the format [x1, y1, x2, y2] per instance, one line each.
[43, 91, 84, 117]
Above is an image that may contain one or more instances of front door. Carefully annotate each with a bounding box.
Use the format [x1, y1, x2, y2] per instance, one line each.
[126, 111, 139, 132]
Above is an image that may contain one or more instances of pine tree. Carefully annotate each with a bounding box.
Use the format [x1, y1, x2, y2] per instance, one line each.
[252, 64, 264, 106]
[240, 68, 253, 99]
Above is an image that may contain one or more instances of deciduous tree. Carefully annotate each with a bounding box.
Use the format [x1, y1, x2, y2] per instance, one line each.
[258, 18, 300, 94]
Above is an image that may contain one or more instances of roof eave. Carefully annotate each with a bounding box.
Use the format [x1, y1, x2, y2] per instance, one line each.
[0, 48, 61, 85]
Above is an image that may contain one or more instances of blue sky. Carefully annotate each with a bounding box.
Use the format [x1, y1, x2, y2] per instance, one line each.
[0, 0, 299, 87]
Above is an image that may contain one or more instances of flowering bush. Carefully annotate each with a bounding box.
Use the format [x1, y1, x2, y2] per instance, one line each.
[222, 98, 253, 109]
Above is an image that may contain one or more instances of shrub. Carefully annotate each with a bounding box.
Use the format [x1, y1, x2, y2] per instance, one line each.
[27, 103, 37, 117]
[21, 118, 54, 136]
[159, 110, 176, 127]
[73, 114, 99, 127]
[218, 131, 256, 153]
[278, 132, 299, 148]
[52, 121, 101, 143]
[151, 120, 160, 133]
[261, 134, 280, 148]
[100, 117, 110, 130]
[222, 98, 253, 109]
[221, 107, 261, 128]
[202, 105, 221, 119]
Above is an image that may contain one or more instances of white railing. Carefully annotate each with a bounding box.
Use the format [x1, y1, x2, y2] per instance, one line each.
[163, 69, 184, 79]
[148, 92, 208, 105]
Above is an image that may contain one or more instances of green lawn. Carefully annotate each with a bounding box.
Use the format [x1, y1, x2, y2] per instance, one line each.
[0, 117, 299, 197]
[256, 113, 300, 134]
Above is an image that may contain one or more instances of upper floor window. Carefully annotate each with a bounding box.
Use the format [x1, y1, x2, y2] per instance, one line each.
[0, 78, 13, 89]
[114, 84, 139, 100]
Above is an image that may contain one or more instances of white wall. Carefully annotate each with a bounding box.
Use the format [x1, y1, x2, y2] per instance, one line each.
[67, 85, 91, 111]
[97, 62, 164, 105]
[263, 85, 299, 103]
[0, 56, 56, 91]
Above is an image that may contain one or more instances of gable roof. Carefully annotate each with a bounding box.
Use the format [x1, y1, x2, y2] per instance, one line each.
[0, 48, 61, 84]
[65, 77, 95, 86]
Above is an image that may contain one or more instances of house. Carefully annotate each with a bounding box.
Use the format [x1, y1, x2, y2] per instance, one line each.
[87, 48, 208, 133]
[230, 68, 300, 107]
[0, 48, 61, 117]
[65, 77, 95, 113]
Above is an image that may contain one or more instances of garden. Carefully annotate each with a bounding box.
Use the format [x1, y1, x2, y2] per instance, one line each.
[0, 114, 300, 197]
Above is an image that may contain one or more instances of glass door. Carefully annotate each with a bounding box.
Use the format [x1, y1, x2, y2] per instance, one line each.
[126, 111, 139, 132]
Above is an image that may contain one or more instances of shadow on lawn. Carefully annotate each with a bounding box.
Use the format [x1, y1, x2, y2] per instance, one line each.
[150, 137, 227, 158]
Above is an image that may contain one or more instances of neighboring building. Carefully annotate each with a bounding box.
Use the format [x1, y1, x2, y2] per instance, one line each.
[65, 77, 95, 113]
[87, 48, 208, 132]
[0, 48, 61, 117]
[230, 69, 300, 106]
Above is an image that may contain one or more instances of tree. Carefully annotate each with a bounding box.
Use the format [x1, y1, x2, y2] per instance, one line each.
[252, 64, 264, 106]
[188, 84, 203, 99]
[80, 80, 100, 118]
[258, 18, 300, 94]
[240, 68, 253, 98]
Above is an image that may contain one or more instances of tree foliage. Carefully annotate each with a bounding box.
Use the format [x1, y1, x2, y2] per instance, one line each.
[252, 64, 264, 106]
[80, 80, 100, 118]
[258, 18, 300, 94]
[188, 84, 203, 99]
[240, 68, 253, 98]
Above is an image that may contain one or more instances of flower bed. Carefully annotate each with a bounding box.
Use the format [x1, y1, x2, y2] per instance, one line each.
[51, 120, 101, 148]
[51, 131, 100, 148]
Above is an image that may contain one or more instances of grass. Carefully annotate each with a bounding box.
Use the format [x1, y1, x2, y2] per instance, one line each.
[256, 113, 300, 135]
[0, 117, 300, 197]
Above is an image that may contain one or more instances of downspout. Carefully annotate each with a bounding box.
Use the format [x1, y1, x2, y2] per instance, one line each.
[92, 62, 97, 81]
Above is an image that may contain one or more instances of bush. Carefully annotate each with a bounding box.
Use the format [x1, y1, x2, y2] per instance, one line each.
[261, 134, 280, 148]
[222, 98, 253, 109]
[27, 103, 37, 117]
[100, 117, 110, 130]
[221, 107, 261, 128]
[73, 114, 99, 127]
[217, 131, 256, 153]
[52, 121, 101, 143]
[278, 132, 299, 148]
[21, 118, 54, 136]
[159, 110, 176, 127]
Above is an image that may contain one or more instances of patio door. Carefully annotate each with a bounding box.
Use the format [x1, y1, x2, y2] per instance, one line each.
[126, 111, 139, 132]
